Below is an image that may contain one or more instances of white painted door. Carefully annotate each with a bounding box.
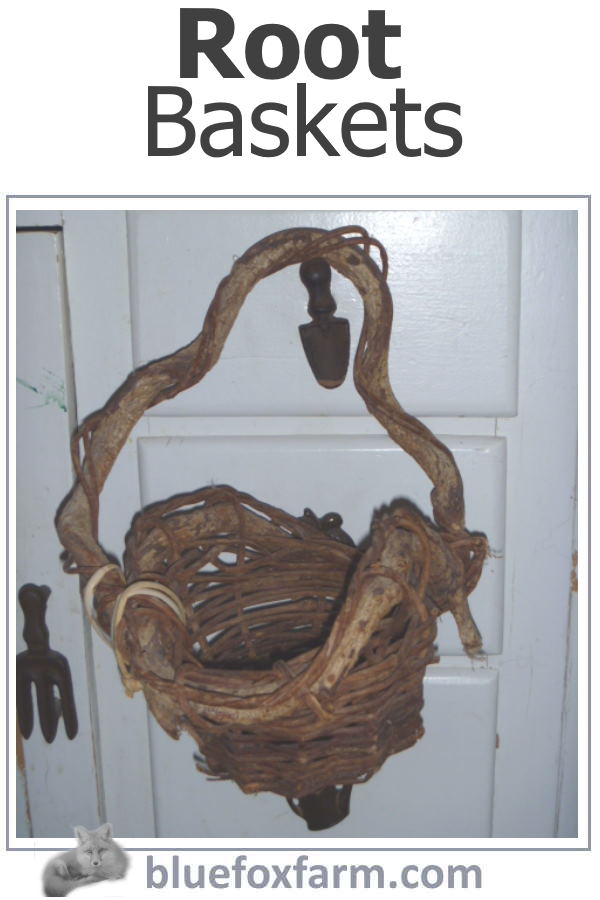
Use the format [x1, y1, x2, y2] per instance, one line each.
[14, 208, 578, 839]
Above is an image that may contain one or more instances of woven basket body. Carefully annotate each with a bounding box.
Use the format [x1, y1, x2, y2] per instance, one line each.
[56, 226, 487, 827]
[121, 485, 441, 798]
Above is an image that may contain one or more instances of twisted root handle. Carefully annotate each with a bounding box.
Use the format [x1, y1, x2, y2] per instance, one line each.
[56, 226, 468, 596]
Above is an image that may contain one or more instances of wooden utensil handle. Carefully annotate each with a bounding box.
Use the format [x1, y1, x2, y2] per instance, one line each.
[18, 584, 51, 654]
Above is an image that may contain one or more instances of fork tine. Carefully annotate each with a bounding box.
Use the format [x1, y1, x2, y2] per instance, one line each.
[55, 669, 78, 739]
[35, 678, 59, 743]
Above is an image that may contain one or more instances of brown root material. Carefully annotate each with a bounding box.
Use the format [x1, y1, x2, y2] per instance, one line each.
[55, 226, 487, 805]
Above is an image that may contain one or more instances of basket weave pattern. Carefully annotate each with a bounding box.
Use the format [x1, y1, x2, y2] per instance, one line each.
[120, 486, 446, 797]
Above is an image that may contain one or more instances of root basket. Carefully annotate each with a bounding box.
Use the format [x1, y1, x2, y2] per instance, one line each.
[56, 226, 487, 830]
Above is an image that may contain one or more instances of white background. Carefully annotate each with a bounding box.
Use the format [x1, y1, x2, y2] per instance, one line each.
[0, 0, 596, 195]
[0, 0, 595, 897]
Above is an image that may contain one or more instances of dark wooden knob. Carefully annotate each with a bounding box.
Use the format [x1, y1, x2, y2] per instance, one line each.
[298, 259, 350, 389]
[299, 259, 336, 319]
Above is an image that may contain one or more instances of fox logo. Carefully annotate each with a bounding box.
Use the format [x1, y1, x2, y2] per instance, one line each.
[43, 823, 128, 896]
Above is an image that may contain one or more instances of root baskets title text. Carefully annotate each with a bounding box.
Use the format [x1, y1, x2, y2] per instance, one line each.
[148, 8, 463, 159]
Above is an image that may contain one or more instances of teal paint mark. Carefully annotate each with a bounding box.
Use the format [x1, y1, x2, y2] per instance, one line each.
[17, 369, 67, 412]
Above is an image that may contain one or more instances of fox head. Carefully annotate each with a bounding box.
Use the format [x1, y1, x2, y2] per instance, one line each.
[74, 823, 113, 870]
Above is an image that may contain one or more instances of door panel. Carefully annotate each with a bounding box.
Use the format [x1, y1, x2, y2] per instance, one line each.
[127, 210, 520, 417]
[15, 231, 100, 838]
[492, 211, 578, 838]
